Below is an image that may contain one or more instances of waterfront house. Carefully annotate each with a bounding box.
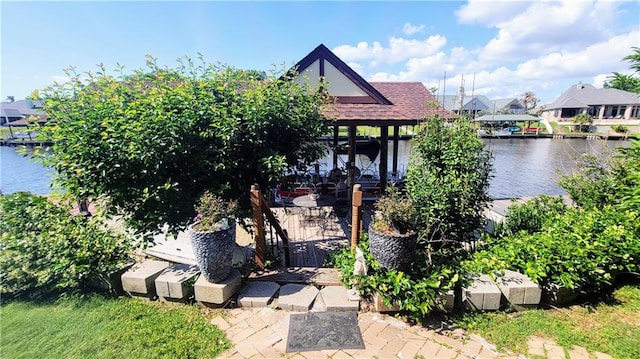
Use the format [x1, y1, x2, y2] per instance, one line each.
[442, 95, 525, 118]
[539, 83, 640, 122]
[0, 98, 47, 126]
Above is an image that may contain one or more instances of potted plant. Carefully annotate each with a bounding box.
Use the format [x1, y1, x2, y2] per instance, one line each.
[190, 191, 239, 283]
[368, 187, 417, 271]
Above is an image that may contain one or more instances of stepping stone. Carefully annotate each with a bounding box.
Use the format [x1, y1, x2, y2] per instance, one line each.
[465, 274, 502, 310]
[320, 286, 359, 311]
[493, 270, 541, 307]
[154, 263, 200, 301]
[237, 281, 280, 308]
[121, 260, 170, 298]
[277, 283, 319, 311]
[194, 269, 242, 305]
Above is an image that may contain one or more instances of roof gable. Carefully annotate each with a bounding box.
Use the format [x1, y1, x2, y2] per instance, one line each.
[546, 83, 640, 109]
[291, 44, 391, 105]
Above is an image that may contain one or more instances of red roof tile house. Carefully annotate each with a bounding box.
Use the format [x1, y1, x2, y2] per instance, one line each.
[290, 44, 454, 191]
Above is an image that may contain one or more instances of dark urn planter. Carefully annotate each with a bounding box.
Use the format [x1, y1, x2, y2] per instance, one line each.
[368, 224, 417, 272]
[190, 222, 236, 283]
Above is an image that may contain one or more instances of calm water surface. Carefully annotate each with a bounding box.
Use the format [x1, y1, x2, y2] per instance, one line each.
[0, 138, 629, 199]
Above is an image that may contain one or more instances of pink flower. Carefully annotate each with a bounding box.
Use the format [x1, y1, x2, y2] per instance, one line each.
[193, 213, 203, 222]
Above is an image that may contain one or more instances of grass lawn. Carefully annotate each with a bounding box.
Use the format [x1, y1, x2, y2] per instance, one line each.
[0, 294, 231, 359]
[455, 284, 640, 359]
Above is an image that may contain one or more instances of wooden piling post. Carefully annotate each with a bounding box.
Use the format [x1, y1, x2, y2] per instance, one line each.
[351, 184, 362, 252]
[250, 184, 266, 270]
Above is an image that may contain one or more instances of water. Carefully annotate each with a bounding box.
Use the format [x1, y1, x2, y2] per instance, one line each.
[0, 139, 630, 199]
[1, 146, 55, 195]
[317, 138, 629, 199]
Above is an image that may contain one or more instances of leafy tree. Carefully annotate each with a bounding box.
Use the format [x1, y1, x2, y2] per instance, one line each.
[603, 72, 640, 93]
[604, 47, 640, 93]
[520, 91, 538, 111]
[405, 116, 493, 247]
[38, 55, 329, 241]
[623, 46, 640, 74]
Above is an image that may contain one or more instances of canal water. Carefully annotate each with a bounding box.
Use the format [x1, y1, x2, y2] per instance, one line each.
[0, 138, 630, 199]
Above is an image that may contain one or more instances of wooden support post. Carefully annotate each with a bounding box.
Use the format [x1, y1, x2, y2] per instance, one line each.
[333, 125, 339, 169]
[250, 184, 266, 270]
[351, 184, 362, 253]
[392, 125, 399, 176]
[379, 125, 388, 194]
[347, 125, 357, 204]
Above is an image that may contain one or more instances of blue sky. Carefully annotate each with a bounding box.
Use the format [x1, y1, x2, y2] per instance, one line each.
[2, 1, 639, 105]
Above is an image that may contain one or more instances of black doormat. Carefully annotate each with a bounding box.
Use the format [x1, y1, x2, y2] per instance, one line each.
[286, 311, 365, 352]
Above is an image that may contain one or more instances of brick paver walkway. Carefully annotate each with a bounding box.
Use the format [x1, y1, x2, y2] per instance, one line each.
[212, 307, 616, 359]
[213, 307, 519, 358]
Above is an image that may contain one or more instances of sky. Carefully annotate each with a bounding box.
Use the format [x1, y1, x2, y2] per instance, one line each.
[1, 1, 639, 106]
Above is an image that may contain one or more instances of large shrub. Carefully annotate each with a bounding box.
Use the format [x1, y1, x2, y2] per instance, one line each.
[0, 192, 132, 298]
[39, 56, 328, 241]
[465, 205, 640, 295]
[405, 116, 493, 247]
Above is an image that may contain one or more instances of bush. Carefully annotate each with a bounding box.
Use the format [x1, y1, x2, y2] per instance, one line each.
[327, 235, 462, 320]
[495, 195, 568, 236]
[0, 192, 133, 298]
[466, 205, 640, 296]
[558, 148, 631, 209]
[612, 124, 629, 133]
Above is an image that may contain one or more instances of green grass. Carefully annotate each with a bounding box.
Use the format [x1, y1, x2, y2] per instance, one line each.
[0, 294, 231, 359]
[455, 284, 640, 359]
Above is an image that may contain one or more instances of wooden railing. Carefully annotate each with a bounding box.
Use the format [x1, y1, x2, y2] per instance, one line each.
[250, 184, 291, 269]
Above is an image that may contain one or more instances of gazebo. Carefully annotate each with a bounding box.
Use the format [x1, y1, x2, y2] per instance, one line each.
[289, 44, 455, 194]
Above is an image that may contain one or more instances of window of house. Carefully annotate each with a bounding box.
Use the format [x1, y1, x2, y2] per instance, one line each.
[561, 108, 581, 118]
[631, 105, 640, 119]
[587, 105, 601, 117]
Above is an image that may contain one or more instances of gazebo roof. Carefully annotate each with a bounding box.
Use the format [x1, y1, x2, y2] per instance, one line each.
[293, 44, 455, 126]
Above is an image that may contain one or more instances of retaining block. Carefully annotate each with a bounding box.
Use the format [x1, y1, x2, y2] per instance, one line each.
[372, 292, 400, 313]
[155, 263, 200, 301]
[277, 283, 319, 311]
[440, 290, 455, 312]
[194, 269, 241, 305]
[121, 260, 171, 298]
[237, 281, 280, 308]
[320, 286, 359, 311]
[465, 274, 502, 311]
[493, 270, 541, 306]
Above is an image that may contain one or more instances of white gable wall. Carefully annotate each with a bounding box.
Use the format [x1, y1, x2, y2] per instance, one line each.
[323, 61, 368, 96]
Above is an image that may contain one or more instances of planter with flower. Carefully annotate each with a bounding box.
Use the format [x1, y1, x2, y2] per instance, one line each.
[368, 187, 418, 272]
[190, 191, 239, 283]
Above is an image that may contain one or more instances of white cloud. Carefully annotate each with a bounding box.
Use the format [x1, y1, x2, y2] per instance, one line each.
[478, 1, 618, 63]
[402, 22, 425, 35]
[455, 0, 531, 27]
[332, 36, 447, 67]
[332, 2, 638, 104]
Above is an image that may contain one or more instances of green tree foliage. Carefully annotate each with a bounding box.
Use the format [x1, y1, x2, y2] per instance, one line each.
[0, 193, 132, 298]
[405, 116, 493, 247]
[39, 55, 329, 239]
[573, 113, 593, 132]
[604, 47, 640, 93]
